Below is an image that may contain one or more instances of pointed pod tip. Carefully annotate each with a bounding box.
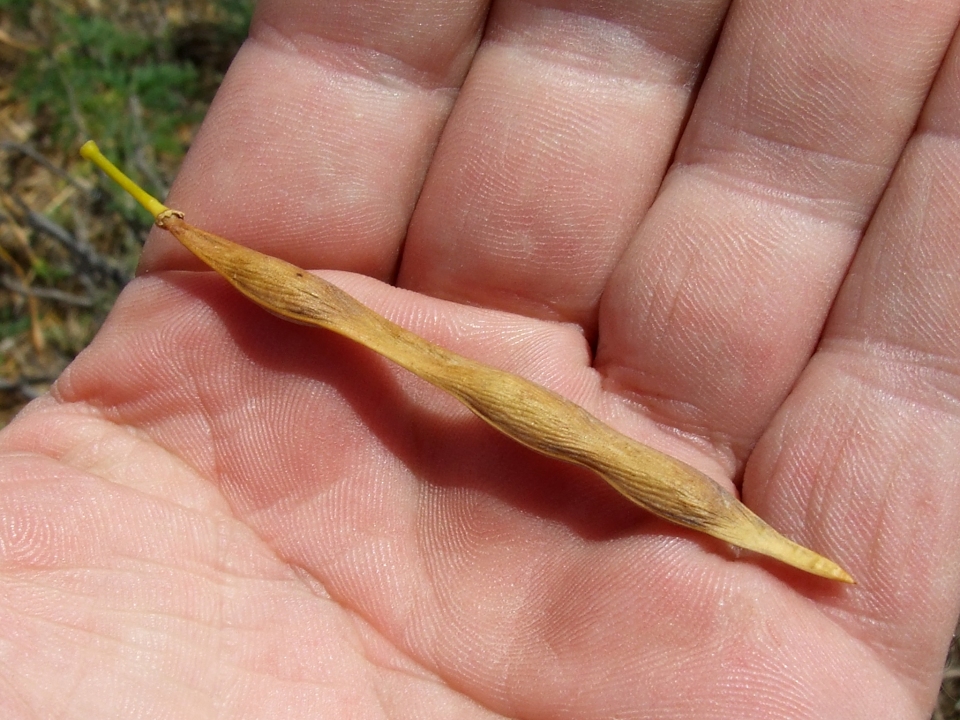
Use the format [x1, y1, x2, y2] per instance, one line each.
[720, 508, 857, 584]
[780, 543, 856, 584]
[824, 562, 856, 585]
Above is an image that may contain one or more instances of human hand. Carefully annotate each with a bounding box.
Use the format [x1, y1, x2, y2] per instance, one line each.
[3, 1, 959, 718]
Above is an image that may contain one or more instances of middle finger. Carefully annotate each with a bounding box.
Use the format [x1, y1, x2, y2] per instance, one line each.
[397, 0, 732, 335]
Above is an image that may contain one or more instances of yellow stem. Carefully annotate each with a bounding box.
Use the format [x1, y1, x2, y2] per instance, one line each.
[79, 141, 169, 219]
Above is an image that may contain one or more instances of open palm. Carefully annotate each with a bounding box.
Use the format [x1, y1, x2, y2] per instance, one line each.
[3, 1, 960, 717]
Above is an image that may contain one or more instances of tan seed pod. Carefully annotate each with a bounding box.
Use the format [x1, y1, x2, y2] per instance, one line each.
[81, 141, 854, 584]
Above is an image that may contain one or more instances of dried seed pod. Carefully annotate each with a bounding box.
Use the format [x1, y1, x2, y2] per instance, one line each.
[81, 141, 854, 584]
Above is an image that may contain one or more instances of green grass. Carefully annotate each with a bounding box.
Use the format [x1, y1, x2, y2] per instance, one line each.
[5, 0, 253, 208]
[0, 0, 254, 421]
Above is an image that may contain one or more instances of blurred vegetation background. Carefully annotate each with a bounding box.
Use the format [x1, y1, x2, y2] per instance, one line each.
[0, 2, 957, 718]
[0, 0, 252, 424]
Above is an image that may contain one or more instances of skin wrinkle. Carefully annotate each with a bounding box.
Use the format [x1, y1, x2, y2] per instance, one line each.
[249, 23, 464, 94]
[597, 214, 765, 467]
[345, 612, 441, 689]
[343, 586, 483, 719]
[45, 311, 224, 491]
[487, 5, 705, 88]
[0, 678, 32, 717]
[920, 120, 960, 145]
[645, 276, 735, 436]
[7, 572, 229, 668]
[412, 493, 458, 669]
[497, 0, 727, 74]
[792, 413, 862, 553]
[792, 393, 955, 703]
[252, 1, 488, 90]
[822, 338, 960, 417]
[675, 127, 891, 227]
[414, 486, 528, 682]
[854, 468, 934, 693]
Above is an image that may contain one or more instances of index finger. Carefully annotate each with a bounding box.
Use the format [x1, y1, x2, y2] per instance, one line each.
[138, 0, 488, 278]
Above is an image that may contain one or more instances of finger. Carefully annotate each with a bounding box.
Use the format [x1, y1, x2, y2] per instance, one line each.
[138, 0, 488, 278]
[746, 28, 960, 710]
[596, 0, 960, 465]
[397, 0, 731, 334]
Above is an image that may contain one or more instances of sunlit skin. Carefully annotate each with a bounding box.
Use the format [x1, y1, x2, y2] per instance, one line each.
[3, 1, 960, 718]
